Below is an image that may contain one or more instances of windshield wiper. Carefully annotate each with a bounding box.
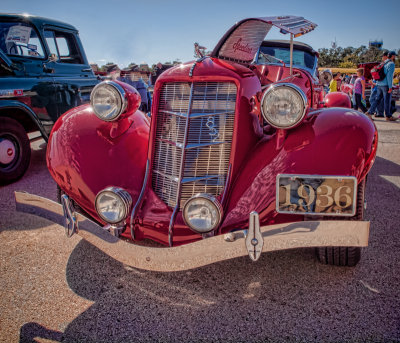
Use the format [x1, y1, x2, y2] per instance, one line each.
[258, 52, 286, 67]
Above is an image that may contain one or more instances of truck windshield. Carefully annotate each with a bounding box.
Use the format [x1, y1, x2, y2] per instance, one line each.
[0, 22, 45, 59]
[257, 46, 316, 71]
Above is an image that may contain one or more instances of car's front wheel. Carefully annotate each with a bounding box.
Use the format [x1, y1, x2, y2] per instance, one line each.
[315, 178, 366, 267]
[0, 117, 31, 184]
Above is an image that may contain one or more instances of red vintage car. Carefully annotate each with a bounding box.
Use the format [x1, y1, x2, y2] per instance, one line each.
[16, 16, 377, 271]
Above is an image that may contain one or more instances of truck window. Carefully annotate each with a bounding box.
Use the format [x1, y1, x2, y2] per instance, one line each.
[44, 29, 83, 64]
[0, 22, 45, 58]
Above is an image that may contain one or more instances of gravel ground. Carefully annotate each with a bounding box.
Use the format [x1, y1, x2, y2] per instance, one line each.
[1, 111, 400, 343]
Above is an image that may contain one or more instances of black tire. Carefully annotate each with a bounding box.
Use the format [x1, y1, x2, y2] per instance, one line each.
[0, 117, 31, 184]
[315, 179, 365, 267]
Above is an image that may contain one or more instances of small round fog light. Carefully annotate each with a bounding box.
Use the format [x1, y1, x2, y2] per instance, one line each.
[95, 187, 132, 224]
[183, 194, 222, 234]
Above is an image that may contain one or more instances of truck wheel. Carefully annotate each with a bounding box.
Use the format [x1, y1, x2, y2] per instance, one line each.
[315, 179, 365, 267]
[0, 117, 31, 184]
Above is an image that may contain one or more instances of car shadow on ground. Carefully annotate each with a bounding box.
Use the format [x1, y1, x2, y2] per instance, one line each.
[17, 155, 400, 342]
[0, 140, 58, 233]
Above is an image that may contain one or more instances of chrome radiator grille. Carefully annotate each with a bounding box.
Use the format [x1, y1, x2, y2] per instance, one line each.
[152, 81, 237, 209]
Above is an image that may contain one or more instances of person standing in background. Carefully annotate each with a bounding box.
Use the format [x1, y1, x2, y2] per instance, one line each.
[353, 68, 367, 113]
[366, 51, 397, 121]
[369, 79, 384, 117]
[329, 72, 341, 93]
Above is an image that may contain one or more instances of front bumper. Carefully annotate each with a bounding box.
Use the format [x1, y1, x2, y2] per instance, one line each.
[15, 191, 369, 272]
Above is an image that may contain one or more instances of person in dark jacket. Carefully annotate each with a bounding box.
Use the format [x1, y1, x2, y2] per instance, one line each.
[366, 51, 397, 121]
[150, 62, 172, 85]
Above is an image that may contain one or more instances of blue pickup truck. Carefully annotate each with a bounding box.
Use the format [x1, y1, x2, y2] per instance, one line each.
[0, 14, 98, 183]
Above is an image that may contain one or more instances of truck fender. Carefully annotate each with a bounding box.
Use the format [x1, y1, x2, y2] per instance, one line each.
[0, 100, 49, 140]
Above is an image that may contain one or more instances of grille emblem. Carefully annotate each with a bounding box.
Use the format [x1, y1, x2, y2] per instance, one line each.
[206, 116, 220, 141]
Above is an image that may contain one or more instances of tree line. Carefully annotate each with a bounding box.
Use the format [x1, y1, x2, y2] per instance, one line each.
[318, 45, 400, 68]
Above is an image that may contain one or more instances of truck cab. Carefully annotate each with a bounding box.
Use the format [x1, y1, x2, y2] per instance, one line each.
[0, 13, 98, 183]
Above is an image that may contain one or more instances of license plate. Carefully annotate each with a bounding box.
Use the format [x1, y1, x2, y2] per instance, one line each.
[276, 174, 357, 216]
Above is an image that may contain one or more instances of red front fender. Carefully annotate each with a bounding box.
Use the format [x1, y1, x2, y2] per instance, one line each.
[222, 107, 377, 230]
[47, 104, 150, 222]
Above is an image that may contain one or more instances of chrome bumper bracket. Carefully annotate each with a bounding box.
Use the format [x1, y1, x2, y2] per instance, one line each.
[246, 211, 264, 261]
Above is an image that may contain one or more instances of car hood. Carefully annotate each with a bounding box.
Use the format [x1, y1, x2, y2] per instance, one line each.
[211, 16, 317, 64]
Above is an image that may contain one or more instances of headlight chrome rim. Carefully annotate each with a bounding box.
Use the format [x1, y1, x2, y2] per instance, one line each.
[182, 194, 223, 234]
[95, 187, 132, 224]
[90, 81, 128, 122]
[261, 83, 307, 129]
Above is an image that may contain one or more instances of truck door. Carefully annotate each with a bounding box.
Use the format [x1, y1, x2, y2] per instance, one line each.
[43, 28, 98, 117]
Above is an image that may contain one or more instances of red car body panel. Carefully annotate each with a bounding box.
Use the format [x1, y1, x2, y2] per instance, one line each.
[47, 104, 150, 223]
[324, 92, 352, 108]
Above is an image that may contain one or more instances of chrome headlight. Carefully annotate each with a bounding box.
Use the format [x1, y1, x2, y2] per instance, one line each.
[95, 187, 132, 224]
[183, 194, 223, 234]
[261, 83, 307, 129]
[90, 81, 127, 121]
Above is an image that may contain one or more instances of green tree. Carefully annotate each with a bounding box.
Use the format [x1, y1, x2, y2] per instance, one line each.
[318, 44, 399, 67]
[338, 61, 356, 68]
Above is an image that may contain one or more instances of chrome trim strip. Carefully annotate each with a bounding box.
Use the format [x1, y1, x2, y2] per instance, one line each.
[185, 141, 226, 149]
[159, 109, 233, 119]
[15, 191, 369, 272]
[156, 138, 184, 149]
[130, 159, 150, 240]
[159, 109, 188, 118]
[168, 83, 196, 245]
[168, 204, 179, 247]
[174, 83, 195, 203]
[189, 111, 233, 119]
[189, 56, 207, 77]
[181, 175, 223, 184]
[221, 164, 232, 205]
[153, 169, 179, 183]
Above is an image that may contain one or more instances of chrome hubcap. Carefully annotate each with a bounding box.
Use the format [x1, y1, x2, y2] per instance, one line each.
[0, 138, 16, 165]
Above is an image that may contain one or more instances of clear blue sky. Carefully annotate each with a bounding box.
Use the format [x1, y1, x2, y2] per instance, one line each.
[1, 0, 399, 68]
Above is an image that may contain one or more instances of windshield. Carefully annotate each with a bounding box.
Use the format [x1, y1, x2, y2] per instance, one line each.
[0, 22, 45, 59]
[257, 45, 316, 72]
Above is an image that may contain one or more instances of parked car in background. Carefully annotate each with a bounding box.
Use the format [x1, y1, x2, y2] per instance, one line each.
[0, 14, 98, 183]
[340, 74, 357, 98]
[17, 16, 377, 272]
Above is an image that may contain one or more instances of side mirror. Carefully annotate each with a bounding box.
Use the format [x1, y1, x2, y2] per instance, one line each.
[49, 53, 58, 62]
